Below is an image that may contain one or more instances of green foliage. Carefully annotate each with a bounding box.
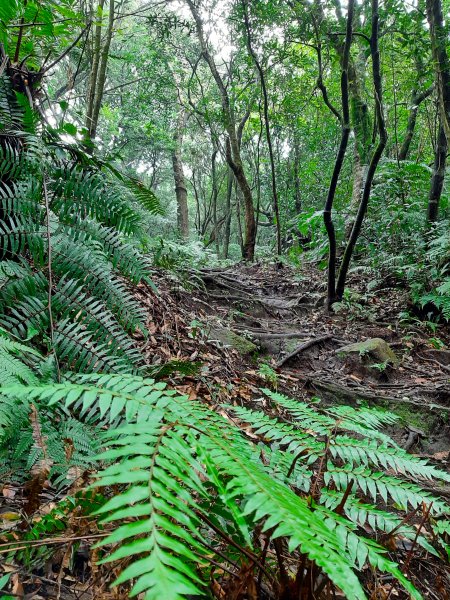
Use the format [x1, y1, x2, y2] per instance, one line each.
[2, 378, 448, 598]
[257, 362, 279, 387]
[0, 73, 162, 373]
[0, 335, 99, 486]
[0, 327, 42, 386]
[418, 278, 450, 321]
[4, 491, 105, 569]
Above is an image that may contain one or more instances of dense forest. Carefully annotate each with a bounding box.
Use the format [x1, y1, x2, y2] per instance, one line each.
[0, 0, 449, 598]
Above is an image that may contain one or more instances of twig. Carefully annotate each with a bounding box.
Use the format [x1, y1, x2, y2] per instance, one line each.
[386, 502, 433, 600]
[0, 533, 109, 554]
[43, 23, 90, 73]
[334, 480, 354, 515]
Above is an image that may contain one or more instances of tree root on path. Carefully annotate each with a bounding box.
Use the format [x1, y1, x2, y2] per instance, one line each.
[290, 375, 450, 414]
[276, 335, 333, 367]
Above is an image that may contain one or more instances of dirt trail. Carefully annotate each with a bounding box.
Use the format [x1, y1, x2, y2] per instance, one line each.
[187, 262, 450, 456]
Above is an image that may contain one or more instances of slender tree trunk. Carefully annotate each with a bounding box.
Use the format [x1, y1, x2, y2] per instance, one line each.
[336, 0, 388, 301]
[192, 169, 201, 234]
[235, 182, 244, 256]
[186, 0, 256, 260]
[427, 123, 448, 222]
[222, 167, 233, 259]
[172, 108, 189, 239]
[211, 144, 220, 255]
[399, 86, 434, 160]
[243, 0, 281, 255]
[89, 0, 114, 140]
[323, 0, 354, 309]
[293, 136, 301, 213]
[426, 0, 450, 140]
[85, 0, 105, 135]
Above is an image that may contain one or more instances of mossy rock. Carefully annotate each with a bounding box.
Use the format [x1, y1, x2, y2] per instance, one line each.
[336, 338, 399, 366]
[208, 325, 258, 355]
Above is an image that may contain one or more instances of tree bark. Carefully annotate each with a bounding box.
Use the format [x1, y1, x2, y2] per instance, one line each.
[85, 0, 114, 144]
[222, 167, 233, 259]
[85, 0, 105, 135]
[293, 135, 301, 213]
[210, 143, 220, 254]
[172, 108, 189, 239]
[323, 0, 354, 309]
[243, 0, 281, 255]
[336, 0, 388, 301]
[186, 0, 256, 261]
[89, 0, 114, 140]
[427, 123, 448, 222]
[426, 0, 450, 140]
[398, 85, 434, 160]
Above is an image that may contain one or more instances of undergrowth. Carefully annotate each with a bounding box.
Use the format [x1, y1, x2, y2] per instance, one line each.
[1, 366, 449, 599]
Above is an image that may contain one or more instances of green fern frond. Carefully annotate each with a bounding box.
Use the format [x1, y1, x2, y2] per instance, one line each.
[0, 216, 45, 264]
[3, 377, 439, 598]
[51, 166, 140, 235]
[330, 436, 450, 483]
[321, 488, 438, 555]
[52, 234, 147, 333]
[53, 279, 144, 371]
[232, 404, 323, 460]
[325, 465, 449, 515]
[54, 319, 134, 374]
[317, 506, 422, 598]
[61, 217, 148, 283]
[120, 176, 165, 216]
[0, 269, 47, 306]
[263, 389, 399, 443]
[0, 293, 48, 339]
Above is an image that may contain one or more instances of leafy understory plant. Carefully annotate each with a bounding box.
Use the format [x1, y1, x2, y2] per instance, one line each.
[2, 378, 449, 599]
[0, 72, 163, 374]
[257, 361, 279, 388]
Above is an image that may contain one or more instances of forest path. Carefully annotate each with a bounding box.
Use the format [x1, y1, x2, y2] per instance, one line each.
[190, 261, 450, 456]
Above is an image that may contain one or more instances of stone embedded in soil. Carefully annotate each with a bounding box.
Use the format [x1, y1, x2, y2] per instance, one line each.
[336, 337, 399, 366]
[207, 325, 258, 355]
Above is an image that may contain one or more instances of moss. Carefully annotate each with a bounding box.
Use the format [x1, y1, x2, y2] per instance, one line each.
[208, 326, 258, 355]
[337, 338, 399, 366]
[389, 403, 436, 434]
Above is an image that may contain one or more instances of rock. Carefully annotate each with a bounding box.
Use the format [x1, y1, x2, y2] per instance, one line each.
[208, 325, 258, 355]
[336, 338, 399, 366]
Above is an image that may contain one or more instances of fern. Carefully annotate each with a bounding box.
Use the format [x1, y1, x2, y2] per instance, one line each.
[2, 377, 446, 598]
[0, 71, 161, 373]
[0, 328, 42, 386]
[419, 277, 450, 321]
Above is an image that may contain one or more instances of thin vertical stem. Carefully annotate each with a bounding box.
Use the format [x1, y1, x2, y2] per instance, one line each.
[43, 176, 61, 382]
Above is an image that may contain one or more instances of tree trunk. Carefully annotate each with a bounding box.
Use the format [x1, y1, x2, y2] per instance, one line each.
[350, 148, 368, 209]
[398, 85, 434, 160]
[222, 167, 233, 259]
[85, 0, 114, 144]
[293, 136, 301, 213]
[172, 108, 189, 239]
[336, 0, 388, 301]
[243, 0, 281, 255]
[85, 0, 105, 136]
[211, 144, 220, 254]
[427, 123, 448, 222]
[235, 182, 244, 256]
[186, 0, 256, 261]
[323, 0, 354, 309]
[426, 0, 450, 140]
